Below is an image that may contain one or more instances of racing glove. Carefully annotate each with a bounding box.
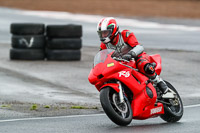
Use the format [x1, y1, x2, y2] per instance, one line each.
[144, 63, 156, 74]
[122, 54, 132, 61]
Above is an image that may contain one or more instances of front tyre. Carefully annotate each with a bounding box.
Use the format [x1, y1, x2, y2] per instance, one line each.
[100, 87, 132, 126]
[160, 81, 183, 122]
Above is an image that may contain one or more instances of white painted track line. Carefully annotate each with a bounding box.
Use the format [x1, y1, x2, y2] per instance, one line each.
[184, 104, 200, 108]
[0, 114, 105, 123]
[0, 104, 199, 123]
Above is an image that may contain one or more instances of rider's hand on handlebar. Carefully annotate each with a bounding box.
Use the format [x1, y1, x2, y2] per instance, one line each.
[122, 54, 132, 61]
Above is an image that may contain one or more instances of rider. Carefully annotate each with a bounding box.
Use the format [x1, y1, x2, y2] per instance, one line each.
[97, 17, 170, 95]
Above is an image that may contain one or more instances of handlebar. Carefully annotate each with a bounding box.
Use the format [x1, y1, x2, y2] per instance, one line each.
[112, 57, 139, 71]
[112, 57, 129, 62]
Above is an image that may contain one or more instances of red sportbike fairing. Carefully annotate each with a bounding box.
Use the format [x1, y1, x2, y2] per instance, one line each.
[88, 49, 183, 126]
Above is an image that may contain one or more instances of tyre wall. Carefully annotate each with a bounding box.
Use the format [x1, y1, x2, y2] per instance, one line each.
[10, 23, 82, 61]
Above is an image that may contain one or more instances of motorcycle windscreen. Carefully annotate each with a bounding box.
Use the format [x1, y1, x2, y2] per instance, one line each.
[93, 49, 114, 66]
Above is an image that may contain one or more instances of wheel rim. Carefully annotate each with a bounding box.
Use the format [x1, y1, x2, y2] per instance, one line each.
[167, 93, 183, 115]
[111, 93, 129, 118]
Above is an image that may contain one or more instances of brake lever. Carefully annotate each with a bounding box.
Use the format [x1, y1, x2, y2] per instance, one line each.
[113, 57, 138, 71]
[119, 62, 139, 71]
[113, 57, 129, 62]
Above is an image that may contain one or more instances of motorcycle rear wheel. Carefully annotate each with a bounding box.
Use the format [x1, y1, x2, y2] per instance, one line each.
[160, 81, 183, 122]
[100, 87, 133, 126]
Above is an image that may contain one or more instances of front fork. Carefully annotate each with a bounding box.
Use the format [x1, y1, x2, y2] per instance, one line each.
[117, 81, 125, 103]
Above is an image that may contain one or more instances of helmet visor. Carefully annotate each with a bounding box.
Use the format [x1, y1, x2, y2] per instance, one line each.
[97, 29, 112, 39]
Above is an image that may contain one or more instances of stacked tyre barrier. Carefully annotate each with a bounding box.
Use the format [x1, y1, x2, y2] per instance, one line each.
[10, 23, 45, 60]
[46, 25, 82, 61]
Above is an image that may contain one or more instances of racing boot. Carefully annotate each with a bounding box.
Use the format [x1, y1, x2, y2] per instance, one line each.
[152, 75, 168, 94]
[152, 75, 174, 98]
[144, 63, 173, 97]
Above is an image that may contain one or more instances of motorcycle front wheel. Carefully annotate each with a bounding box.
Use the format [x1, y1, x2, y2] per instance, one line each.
[100, 87, 133, 126]
[160, 81, 183, 122]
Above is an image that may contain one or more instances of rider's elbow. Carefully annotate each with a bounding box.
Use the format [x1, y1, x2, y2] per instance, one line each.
[129, 45, 144, 58]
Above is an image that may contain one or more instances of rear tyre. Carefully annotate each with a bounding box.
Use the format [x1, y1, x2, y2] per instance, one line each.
[46, 25, 82, 38]
[12, 35, 45, 49]
[100, 87, 132, 126]
[46, 49, 81, 61]
[10, 23, 45, 35]
[10, 49, 45, 60]
[160, 81, 183, 122]
[46, 38, 82, 49]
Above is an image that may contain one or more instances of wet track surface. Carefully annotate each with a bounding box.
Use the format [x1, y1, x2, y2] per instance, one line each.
[0, 7, 200, 51]
[0, 7, 199, 132]
[0, 106, 199, 133]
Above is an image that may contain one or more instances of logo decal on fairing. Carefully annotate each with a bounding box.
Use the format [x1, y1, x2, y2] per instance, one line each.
[118, 71, 130, 78]
[150, 106, 162, 115]
[107, 62, 114, 67]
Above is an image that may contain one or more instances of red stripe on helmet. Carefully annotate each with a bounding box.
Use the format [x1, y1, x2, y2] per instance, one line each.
[99, 18, 106, 28]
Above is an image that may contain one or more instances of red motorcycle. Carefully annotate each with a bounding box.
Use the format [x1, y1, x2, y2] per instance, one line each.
[88, 49, 183, 126]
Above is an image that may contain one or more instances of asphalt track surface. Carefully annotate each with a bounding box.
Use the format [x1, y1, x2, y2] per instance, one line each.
[0, 105, 199, 133]
[0, 7, 200, 132]
[0, 7, 200, 51]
